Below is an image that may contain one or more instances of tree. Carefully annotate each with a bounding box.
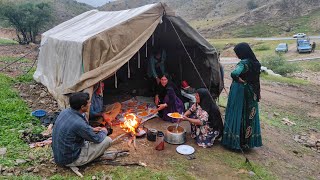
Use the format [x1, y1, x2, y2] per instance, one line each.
[0, 1, 52, 44]
[247, 0, 258, 10]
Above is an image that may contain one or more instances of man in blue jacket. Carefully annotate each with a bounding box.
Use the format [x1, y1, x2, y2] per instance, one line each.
[52, 92, 112, 167]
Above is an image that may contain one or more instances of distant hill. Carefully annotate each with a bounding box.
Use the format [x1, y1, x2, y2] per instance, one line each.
[0, 0, 93, 30]
[99, 0, 320, 38]
[75, 0, 115, 8]
[1, 0, 320, 38]
[50, 0, 93, 26]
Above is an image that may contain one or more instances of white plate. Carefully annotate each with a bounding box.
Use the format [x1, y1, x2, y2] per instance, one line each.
[176, 145, 195, 155]
[167, 113, 183, 119]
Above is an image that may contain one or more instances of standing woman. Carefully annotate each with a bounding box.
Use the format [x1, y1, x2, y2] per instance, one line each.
[182, 88, 224, 148]
[221, 42, 262, 150]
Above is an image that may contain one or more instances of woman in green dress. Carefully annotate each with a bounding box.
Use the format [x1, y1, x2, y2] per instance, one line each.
[221, 42, 262, 150]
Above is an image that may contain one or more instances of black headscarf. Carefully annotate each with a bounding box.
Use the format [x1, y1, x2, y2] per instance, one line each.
[234, 42, 261, 100]
[156, 75, 182, 102]
[196, 88, 224, 134]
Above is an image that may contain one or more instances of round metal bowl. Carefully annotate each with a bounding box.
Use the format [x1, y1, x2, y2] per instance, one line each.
[164, 125, 186, 145]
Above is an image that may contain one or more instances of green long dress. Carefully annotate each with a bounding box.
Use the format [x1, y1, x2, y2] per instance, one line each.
[221, 59, 262, 150]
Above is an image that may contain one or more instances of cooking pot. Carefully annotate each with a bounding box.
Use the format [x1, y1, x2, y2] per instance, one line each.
[164, 125, 186, 144]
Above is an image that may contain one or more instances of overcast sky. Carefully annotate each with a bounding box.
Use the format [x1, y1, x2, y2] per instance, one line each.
[76, 0, 114, 7]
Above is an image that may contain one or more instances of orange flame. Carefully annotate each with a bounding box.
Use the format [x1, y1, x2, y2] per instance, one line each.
[120, 113, 140, 134]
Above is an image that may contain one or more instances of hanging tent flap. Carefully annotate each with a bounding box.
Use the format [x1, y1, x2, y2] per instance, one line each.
[64, 14, 163, 93]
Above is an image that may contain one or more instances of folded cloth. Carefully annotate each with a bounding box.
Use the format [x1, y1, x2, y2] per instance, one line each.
[183, 87, 196, 94]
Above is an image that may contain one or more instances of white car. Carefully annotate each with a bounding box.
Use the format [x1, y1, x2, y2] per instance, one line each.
[293, 33, 306, 38]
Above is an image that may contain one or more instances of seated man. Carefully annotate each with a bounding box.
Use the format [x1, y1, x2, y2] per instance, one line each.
[90, 82, 121, 127]
[148, 49, 167, 85]
[52, 92, 112, 167]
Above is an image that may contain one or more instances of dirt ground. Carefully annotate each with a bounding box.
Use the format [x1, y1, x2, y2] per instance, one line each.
[1, 43, 320, 179]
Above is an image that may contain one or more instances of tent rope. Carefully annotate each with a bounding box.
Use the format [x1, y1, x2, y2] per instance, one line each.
[166, 14, 260, 177]
[0, 40, 47, 73]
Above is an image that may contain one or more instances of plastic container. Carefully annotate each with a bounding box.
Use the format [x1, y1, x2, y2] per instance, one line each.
[31, 109, 47, 118]
[155, 131, 165, 151]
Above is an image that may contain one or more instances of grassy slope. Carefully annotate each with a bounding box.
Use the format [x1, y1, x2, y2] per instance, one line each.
[213, 8, 320, 38]
[0, 73, 41, 166]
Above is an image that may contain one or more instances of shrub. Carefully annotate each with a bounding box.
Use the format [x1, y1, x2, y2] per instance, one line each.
[247, 0, 258, 10]
[261, 55, 300, 76]
[254, 44, 270, 51]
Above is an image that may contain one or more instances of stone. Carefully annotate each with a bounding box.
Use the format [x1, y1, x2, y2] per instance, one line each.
[18, 130, 25, 133]
[293, 135, 300, 142]
[26, 167, 34, 172]
[305, 140, 316, 147]
[14, 169, 21, 176]
[309, 128, 318, 132]
[28, 154, 36, 160]
[40, 92, 46, 98]
[6, 167, 14, 173]
[0, 148, 7, 156]
[273, 112, 280, 116]
[29, 85, 36, 89]
[92, 176, 97, 180]
[4, 172, 14, 176]
[248, 171, 256, 176]
[15, 159, 27, 165]
[33, 167, 39, 173]
[293, 150, 299, 154]
[102, 175, 112, 180]
[316, 142, 320, 147]
[300, 136, 307, 141]
[20, 93, 29, 98]
[50, 168, 57, 174]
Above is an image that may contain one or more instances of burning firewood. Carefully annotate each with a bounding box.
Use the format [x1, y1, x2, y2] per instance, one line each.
[120, 113, 141, 150]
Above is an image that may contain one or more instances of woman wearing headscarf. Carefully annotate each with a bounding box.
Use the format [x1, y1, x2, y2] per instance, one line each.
[181, 88, 224, 148]
[155, 74, 184, 123]
[221, 42, 262, 150]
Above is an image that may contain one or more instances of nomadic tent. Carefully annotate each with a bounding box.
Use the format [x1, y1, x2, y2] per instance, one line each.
[34, 3, 223, 108]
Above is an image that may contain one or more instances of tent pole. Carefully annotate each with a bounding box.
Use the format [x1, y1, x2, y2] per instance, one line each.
[127, 61, 130, 78]
[145, 42, 148, 57]
[138, 51, 140, 69]
[115, 71, 118, 88]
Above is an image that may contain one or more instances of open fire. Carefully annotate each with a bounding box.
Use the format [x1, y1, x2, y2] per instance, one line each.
[120, 113, 140, 134]
[120, 113, 141, 149]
